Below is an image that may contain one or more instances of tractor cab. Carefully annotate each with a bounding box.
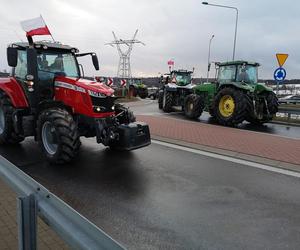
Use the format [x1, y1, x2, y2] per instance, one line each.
[7, 40, 99, 109]
[216, 61, 259, 86]
[169, 70, 193, 86]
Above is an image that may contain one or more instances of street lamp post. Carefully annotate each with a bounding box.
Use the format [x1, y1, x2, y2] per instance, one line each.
[202, 2, 239, 61]
[207, 34, 214, 83]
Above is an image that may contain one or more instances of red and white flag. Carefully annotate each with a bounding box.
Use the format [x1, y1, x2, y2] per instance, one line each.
[167, 60, 174, 66]
[20, 16, 51, 37]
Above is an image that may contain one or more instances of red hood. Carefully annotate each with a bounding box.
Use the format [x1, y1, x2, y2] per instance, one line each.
[55, 76, 114, 96]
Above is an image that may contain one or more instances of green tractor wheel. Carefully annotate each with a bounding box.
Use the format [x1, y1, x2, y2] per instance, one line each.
[184, 94, 204, 119]
[162, 90, 173, 113]
[214, 87, 248, 126]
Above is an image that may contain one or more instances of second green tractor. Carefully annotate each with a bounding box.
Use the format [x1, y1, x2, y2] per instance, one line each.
[159, 61, 278, 126]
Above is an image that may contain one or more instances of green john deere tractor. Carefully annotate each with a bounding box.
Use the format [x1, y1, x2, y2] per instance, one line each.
[158, 69, 200, 116]
[129, 78, 148, 99]
[185, 61, 278, 126]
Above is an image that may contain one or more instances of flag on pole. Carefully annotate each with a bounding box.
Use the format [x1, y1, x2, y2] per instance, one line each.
[20, 16, 51, 37]
[167, 60, 174, 66]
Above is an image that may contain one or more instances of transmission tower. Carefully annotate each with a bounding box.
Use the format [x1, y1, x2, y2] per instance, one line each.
[106, 30, 145, 79]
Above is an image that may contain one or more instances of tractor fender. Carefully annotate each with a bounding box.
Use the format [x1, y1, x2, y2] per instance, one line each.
[217, 82, 253, 92]
[165, 83, 178, 92]
[0, 77, 29, 108]
[254, 83, 273, 94]
[37, 100, 73, 115]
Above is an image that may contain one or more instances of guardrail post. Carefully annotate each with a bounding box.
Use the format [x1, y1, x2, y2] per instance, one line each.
[18, 194, 37, 250]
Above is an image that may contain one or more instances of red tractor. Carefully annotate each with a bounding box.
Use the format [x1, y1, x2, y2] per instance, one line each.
[0, 36, 150, 164]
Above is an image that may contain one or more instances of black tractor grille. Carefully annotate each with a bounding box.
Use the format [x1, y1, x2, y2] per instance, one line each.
[90, 96, 115, 112]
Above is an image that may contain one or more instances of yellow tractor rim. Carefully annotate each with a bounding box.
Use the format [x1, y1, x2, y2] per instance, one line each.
[219, 95, 235, 117]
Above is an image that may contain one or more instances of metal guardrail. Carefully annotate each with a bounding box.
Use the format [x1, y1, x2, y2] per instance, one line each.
[0, 155, 125, 250]
[278, 106, 300, 115]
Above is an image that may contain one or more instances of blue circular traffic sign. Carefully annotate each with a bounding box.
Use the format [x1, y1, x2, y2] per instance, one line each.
[273, 67, 286, 82]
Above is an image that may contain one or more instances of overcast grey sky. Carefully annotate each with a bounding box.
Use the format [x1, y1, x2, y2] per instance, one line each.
[0, 0, 299, 79]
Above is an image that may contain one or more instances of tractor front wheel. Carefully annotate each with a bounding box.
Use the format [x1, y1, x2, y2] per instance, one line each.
[247, 92, 279, 125]
[162, 90, 173, 112]
[214, 87, 247, 126]
[158, 90, 163, 109]
[0, 91, 24, 144]
[37, 108, 81, 164]
[184, 94, 204, 119]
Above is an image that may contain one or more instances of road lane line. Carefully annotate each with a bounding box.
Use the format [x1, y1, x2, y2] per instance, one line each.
[152, 140, 300, 178]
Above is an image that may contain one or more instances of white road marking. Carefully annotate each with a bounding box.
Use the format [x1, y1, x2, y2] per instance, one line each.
[152, 139, 300, 178]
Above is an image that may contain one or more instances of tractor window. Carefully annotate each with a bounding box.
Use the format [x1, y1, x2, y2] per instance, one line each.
[37, 52, 79, 78]
[237, 65, 258, 84]
[15, 50, 27, 79]
[218, 65, 236, 83]
[175, 73, 191, 84]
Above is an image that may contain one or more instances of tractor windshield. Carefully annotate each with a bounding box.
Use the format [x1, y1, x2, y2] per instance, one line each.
[175, 73, 191, 85]
[218, 64, 258, 84]
[218, 65, 236, 84]
[37, 51, 79, 78]
[236, 65, 258, 84]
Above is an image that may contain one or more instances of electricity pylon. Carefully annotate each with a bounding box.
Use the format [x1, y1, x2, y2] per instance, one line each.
[106, 30, 145, 78]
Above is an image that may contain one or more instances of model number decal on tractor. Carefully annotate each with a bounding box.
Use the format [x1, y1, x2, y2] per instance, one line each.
[88, 90, 106, 98]
[55, 81, 86, 93]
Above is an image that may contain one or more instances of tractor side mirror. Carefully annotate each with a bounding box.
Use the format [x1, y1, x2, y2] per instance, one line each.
[7, 47, 18, 67]
[27, 48, 38, 80]
[92, 53, 99, 71]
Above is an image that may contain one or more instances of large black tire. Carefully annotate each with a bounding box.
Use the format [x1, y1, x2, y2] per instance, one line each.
[115, 104, 136, 124]
[0, 91, 24, 144]
[138, 88, 148, 99]
[246, 92, 279, 125]
[158, 90, 163, 109]
[184, 94, 204, 119]
[37, 108, 81, 164]
[162, 90, 173, 112]
[214, 87, 248, 126]
[266, 91, 279, 115]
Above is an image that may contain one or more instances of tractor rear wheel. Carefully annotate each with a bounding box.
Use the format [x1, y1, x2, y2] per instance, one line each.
[0, 91, 24, 144]
[158, 90, 163, 109]
[184, 94, 204, 119]
[162, 90, 173, 112]
[37, 108, 81, 164]
[214, 87, 247, 126]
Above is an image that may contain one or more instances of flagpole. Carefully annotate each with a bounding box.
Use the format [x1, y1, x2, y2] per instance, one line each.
[40, 15, 55, 42]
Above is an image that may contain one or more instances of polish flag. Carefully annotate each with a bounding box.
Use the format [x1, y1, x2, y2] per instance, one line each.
[20, 16, 51, 37]
[167, 60, 174, 66]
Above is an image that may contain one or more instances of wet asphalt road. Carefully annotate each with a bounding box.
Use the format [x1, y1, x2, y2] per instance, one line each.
[129, 99, 300, 139]
[1, 137, 300, 249]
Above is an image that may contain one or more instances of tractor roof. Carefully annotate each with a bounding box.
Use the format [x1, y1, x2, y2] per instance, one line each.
[171, 69, 193, 74]
[9, 41, 79, 53]
[217, 61, 260, 67]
